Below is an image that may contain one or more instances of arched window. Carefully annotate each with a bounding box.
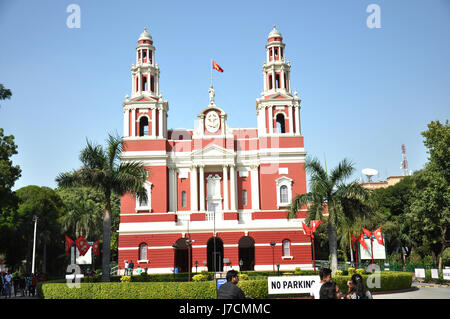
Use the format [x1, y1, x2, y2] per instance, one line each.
[139, 243, 147, 261]
[181, 191, 187, 207]
[282, 240, 290, 257]
[280, 185, 288, 204]
[276, 113, 285, 133]
[139, 117, 149, 136]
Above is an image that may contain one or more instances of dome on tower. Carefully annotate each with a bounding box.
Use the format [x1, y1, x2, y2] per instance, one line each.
[138, 26, 152, 41]
[268, 25, 282, 39]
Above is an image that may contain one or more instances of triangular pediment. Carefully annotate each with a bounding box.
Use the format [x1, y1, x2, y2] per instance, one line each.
[191, 143, 235, 159]
[264, 92, 293, 100]
[130, 94, 159, 102]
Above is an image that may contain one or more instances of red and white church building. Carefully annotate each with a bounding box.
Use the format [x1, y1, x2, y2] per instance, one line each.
[117, 26, 312, 274]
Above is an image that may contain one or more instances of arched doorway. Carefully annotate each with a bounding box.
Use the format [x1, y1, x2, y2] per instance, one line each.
[238, 236, 255, 271]
[173, 238, 192, 273]
[207, 237, 224, 272]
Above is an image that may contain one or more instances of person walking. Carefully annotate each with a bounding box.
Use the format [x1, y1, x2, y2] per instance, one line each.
[128, 260, 134, 276]
[345, 274, 372, 299]
[310, 268, 332, 299]
[30, 274, 37, 297]
[217, 270, 246, 299]
[3, 271, 12, 298]
[13, 273, 20, 297]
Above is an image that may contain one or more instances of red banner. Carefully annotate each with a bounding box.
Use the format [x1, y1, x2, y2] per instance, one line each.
[373, 227, 384, 246]
[212, 60, 224, 72]
[75, 235, 91, 256]
[358, 232, 368, 250]
[92, 240, 100, 256]
[65, 236, 74, 256]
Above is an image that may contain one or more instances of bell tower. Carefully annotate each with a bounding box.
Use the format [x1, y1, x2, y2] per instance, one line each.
[122, 27, 169, 139]
[256, 26, 301, 137]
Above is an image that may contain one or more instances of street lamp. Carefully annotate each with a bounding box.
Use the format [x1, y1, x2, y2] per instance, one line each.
[186, 239, 192, 282]
[270, 241, 276, 275]
[276, 263, 280, 276]
[195, 260, 198, 273]
[32, 215, 38, 275]
[172, 243, 178, 279]
[239, 259, 243, 272]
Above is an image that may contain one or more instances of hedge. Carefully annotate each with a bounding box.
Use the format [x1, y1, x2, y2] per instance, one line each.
[38, 272, 412, 299]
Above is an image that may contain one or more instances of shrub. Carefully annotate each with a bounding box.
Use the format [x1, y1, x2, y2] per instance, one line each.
[192, 274, 209, 282]
[356, 268, 366, 275]
[282, 272, 294, 276]
[347, 268, 356, 276]
[238, 274, 249, 281]
[334, 270, 343, 276]
[333, 271, 412, 293]
[120, 276, 131, 283]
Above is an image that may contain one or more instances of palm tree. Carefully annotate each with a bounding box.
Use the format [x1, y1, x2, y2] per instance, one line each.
[56, 133, 147, 282]
[288, 157, 370, 274]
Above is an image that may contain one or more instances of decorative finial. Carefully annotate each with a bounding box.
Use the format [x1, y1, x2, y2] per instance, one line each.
[144, 26, 147, 32]
[208, 85, 215, 105]
[294, 89, 298, 97]
[273, 25, 276, 29]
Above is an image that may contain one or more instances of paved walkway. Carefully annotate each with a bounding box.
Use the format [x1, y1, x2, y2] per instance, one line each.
[373, 282, 450, 299]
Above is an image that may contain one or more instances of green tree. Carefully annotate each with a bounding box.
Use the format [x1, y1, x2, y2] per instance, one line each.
[288, 157, 370, 274]
[0, 83, 12, 106]
[0, 128, 21, 209]
[1, 186, 65, 273]
[56, 134, 147, 282]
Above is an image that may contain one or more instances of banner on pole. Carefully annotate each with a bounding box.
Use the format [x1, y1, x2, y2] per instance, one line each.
[359, 235, 386, 260]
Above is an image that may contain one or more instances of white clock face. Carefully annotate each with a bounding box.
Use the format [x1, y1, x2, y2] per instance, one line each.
[205, 111, 220, 133]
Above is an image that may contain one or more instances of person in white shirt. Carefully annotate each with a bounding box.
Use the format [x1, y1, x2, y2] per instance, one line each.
[124, 260, 129, 276]
[310, 268, 332, 299]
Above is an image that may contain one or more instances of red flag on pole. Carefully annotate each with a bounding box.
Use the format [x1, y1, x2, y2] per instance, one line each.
[357, 232, 368, 250]
[373, 227, 384, 246]
[310, 220, 322, 233]
[302, 221, 311, 236]
[75, 235, 91, 256]
[92, 240, 100, 256]
[65, 236, 74, 256]
[212, 60, 224, 72]
[362, 227, 372, 239]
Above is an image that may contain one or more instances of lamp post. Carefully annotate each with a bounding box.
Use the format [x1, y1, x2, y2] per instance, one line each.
[195, 260, 198, 273]
[239, 259, 243, 272]
[276, 263, 280, 276]
[32, 215, 38, 275]
[172, 243, 178, 279]
[186, 239, 192, 282]
[270, 241, 276, 275]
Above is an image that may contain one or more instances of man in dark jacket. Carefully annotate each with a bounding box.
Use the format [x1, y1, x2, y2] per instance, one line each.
[217, 270, 246, 299]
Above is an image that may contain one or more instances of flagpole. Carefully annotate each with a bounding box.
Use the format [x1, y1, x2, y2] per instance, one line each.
[210, 59, 213, 88]
[312, 234, 316, 275]
[371, 236, 375, 273]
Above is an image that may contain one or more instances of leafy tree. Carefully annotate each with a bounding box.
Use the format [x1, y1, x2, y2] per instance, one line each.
[0, 128, 21, 209]
[289, 157, 370, 274]
[56, 134, 147, 282]
[0, 83, 12, 107]
[1, 186, 65, 273]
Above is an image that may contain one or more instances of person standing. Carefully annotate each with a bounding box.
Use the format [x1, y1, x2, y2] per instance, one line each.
[124, 260, 129, 276]
[217, 270, 246, 299]
[345, 274, 372, 299]
[310, 268, 332, 299]
[13, 273, 20, 297]
[3, 271, 12, 298]
[319, 281, 344, 299]
[128, 260, 134, 276]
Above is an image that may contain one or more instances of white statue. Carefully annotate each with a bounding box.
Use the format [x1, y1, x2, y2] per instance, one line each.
[208, 86, 215, 105]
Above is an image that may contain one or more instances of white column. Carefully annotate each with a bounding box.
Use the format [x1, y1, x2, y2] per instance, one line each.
[158, 107, 163, 137]
[261, 106, 267, 136]
[223, 165, 228, 211]
[131, 109, 136, 136]
[281, 70, 285, 90]
[190, 166, 198, 212]
[151, 108, 156, 137]
[295, 106, 300, 135]
[132, 73, 136, 94]
[199, 165, 205, 212]
[138, 74, 142, 93]
[269, 106, 273, 135]
[230, 164, 236, 211]
[169, 168, 175, 212]
[123, 109, 129, 137]
[271, 70, 275, 90]
[251, 166, 260, 210]
[288, 107, 293, 134]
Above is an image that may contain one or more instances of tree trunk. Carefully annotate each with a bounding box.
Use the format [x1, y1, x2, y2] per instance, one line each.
[328, 219, 338, 275]
[101, 197, 112, 282]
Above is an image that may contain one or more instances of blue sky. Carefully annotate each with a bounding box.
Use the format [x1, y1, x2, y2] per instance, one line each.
[0, 0, 449, 190]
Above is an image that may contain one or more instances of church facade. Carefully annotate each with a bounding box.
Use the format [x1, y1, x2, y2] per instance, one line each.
[117, 26, 312, 274]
